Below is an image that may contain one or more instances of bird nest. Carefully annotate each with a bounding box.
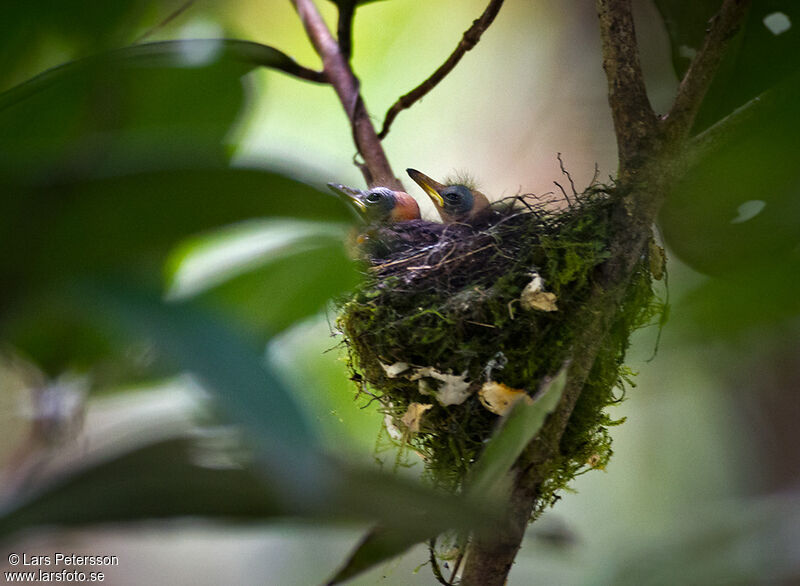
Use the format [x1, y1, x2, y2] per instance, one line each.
[337, 185, 662, 507]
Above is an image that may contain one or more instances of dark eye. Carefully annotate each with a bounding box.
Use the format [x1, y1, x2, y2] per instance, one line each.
[440, 186, 473, 214]
[443, 186, 471, 201]
[365, 192, 384, 204]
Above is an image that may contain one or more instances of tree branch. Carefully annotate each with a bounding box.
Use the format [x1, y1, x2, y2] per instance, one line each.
[595, 0, 658, 173]
[664, 0, 752, 142]
[462, 2, 699, 582]
[377, 0, 505, 140]
[291, 0, 402, 189]
[336, 3, 356, 62]
[460, 279, 633, 585]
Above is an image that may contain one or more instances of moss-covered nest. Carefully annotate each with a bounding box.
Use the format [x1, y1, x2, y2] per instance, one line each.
[338, 186, 662, 507]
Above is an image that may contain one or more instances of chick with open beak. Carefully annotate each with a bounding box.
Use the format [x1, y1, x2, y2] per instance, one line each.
[406, 168, 491, 224]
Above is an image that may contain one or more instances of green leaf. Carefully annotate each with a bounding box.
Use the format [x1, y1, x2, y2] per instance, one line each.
[656, 5, 800, 333]
[0, 433, 503, 544]
[165, 219, 359, 335]
[0, 0, 164, 90]
[0, 34, 351, 385]
[677, 256, 800, 337]
[0, 167, 353, 373]
[652, 1, 722, 81]
[466, 364, 568, 499]
[659, 72, 800, 280]
[165, 218, 349, 301]
[1, 39, 317, 109]
[653, 1, 800, 131]
[0, 283, 502, 544]
[327, 526, 424, 585]
[77, 282, 318, 450]
[0, 40, 320, 182]
[0, 437, 284, 539]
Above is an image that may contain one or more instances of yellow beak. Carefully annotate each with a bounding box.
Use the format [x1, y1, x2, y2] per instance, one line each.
[406, 169, 445, 208]
[327, 183, 367, 213]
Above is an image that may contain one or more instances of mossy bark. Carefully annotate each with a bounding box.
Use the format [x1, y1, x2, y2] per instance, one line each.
[460, 179, 666, 586]
[460, 0, 752, 579]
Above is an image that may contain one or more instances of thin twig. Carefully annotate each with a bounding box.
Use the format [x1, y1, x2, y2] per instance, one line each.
[556, 153, 577, 197]
[429, 538, 450, 586]
[553, 181, 570, 208]
[407, 244, 495, 271]
[373, 249, 431, 271]
[664, 0, 753, 142]
[465, 320, 496, 329]
[291, 0, 402, 189]
[377, 0, 505, 140]
[135, 0, 196, 43]
[556, 152, 575, 206]
[337, 2, 356, 61]
[590, 162, 601, 187]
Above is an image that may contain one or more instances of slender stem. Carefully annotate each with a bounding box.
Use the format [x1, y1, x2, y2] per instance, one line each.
[337, 3, 356, 62]
[291, 0, 402, 189]
[135, 0, 196, 43]
[595, 0, 658, 174]
[664, 0, 753, 142]
[377, 0, 505, 140]
[227, 39, 328, 83]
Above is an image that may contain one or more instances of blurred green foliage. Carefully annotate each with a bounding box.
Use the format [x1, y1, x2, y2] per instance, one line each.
[0, 0, 161, 89]
[0, 2, 500, 557]
[656, 0, 800, 333]
[1, 0, 800, 584]
[655, 0, 800, 130]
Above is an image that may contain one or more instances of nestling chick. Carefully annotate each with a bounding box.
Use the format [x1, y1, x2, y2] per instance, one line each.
[328, 182, 438, 262]
[406, 168, 492, 224]
[327, 183, 420, 223]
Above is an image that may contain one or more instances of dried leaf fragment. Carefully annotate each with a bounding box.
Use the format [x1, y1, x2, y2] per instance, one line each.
[587, 453, 606, 470]
[411, 367, 472, 406]
[479, 381, 533, 416]
[520, 274, 558, 312]
[384, 413, 403, 440]
[648, 238, 666, 281]
[379, 361, 410, 378]
[400, 402, 433, 433]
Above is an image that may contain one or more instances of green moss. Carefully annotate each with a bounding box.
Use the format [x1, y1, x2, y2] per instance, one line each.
[337, 186, 663, 501]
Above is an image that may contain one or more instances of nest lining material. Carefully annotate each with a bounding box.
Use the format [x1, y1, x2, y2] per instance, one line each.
[338, 187, 661, 500]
